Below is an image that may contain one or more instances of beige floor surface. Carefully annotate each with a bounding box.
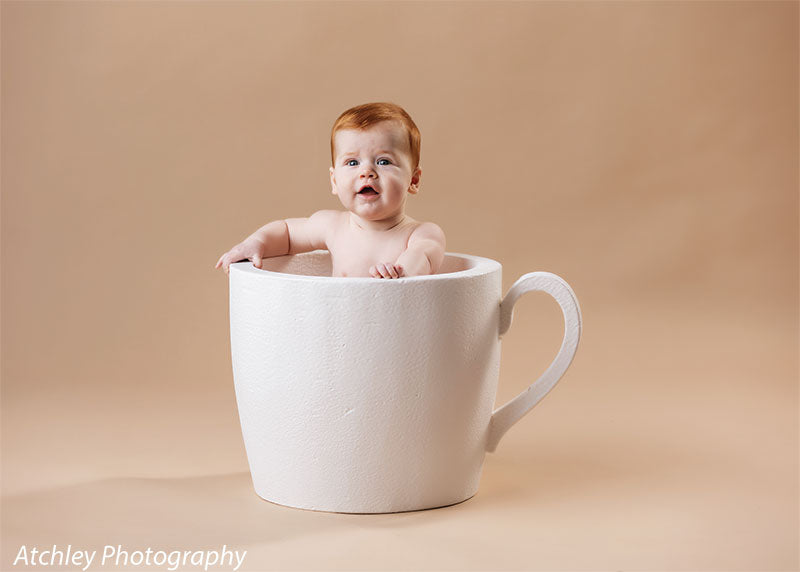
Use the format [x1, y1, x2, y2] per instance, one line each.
[2, 301, 797, 571]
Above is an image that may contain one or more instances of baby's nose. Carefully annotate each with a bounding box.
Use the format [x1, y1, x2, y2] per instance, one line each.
[360, 166, 376, 178]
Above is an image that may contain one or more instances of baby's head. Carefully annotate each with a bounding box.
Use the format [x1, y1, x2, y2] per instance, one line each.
[329, 103, 422, 224]
[330, 102, 421, 170]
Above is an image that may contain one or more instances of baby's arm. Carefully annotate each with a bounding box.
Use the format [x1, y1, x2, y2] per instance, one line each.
[374, 222, 445, 278]
[215, 210, 335, 274]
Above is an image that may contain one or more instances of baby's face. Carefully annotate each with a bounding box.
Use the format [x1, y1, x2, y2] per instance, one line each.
[330, 121, 421, 224]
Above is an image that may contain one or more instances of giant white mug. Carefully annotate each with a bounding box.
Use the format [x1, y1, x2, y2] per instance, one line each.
[229, 251, 581, 513]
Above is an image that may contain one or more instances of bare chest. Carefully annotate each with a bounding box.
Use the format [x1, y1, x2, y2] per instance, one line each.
[328, 220, 419, 277]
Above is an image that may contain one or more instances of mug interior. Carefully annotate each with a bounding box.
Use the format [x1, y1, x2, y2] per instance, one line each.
[243, 250, 499, 280]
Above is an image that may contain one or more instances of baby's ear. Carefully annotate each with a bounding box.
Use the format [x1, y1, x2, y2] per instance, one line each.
[408, 166, 421, 194]
[329, 167, 337, 195]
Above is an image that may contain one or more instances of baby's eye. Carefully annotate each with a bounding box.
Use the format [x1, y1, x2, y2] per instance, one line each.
[377, 158, 391, 166]
[346, 159, 359, 166]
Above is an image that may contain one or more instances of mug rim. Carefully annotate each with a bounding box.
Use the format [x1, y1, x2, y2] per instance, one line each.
[230, 251, 501, 282]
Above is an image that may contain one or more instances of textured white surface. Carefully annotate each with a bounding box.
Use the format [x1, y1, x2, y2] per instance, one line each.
[229, 251, 581, 513]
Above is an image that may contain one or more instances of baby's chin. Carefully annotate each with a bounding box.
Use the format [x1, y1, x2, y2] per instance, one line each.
[352, 204, 402, 215]
[353, 201, 405, 215]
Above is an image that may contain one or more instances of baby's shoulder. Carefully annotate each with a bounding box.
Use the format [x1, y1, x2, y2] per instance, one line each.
[407, 220, 446, 244]
[309, 209, 346, 223]
[308, 209, 348, 231]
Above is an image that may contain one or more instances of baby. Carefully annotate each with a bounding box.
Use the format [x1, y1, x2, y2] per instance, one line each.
[215, 102, 446, 279]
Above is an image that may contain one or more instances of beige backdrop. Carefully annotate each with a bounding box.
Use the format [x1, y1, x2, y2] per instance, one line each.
[2, 1, 797, 570]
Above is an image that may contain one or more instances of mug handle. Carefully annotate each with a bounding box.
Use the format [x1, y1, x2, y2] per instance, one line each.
[486, 272, 582, 452]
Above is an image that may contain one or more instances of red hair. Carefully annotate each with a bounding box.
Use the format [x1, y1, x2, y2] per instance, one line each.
[331, 102, 421, 169]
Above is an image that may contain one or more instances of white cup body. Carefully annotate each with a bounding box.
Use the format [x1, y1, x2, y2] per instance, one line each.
[229, 251, 503, 513]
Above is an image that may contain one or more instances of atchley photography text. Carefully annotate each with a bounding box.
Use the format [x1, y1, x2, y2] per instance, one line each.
[12, 544, 247, 571]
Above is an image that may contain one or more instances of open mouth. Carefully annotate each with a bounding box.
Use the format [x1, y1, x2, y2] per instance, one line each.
[358, 186, 378, 196]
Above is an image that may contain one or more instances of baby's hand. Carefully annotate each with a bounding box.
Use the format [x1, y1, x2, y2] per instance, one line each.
[215, 236, 266, 275]
[369, 263, 404, 279]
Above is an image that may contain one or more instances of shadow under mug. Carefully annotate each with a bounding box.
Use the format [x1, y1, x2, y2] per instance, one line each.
[228, 251, 582, 513]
